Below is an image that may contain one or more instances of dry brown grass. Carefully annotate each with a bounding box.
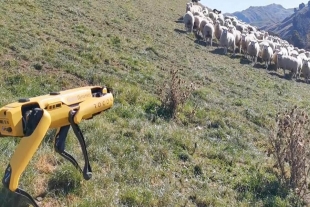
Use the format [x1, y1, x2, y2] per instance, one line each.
[35, 154, 57, 174]
[268, 106, 310, 201]
[157, 67, 199, 120]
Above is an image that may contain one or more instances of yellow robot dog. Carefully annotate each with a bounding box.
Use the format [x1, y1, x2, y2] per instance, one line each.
[0, 86, 113, 207]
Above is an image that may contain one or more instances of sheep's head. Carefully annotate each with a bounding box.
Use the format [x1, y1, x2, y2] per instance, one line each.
[248, 26, 255, 32]
[222, 28, 228, 34]
[228, 26, 235, 33]
[250, 40, 257, 47]
[241, 34, 246, 41]
[263, 45, 270, 51]
[302, 59, 308, 65]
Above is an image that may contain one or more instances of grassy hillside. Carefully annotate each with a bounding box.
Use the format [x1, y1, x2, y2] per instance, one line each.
[0, 1, 310, 207]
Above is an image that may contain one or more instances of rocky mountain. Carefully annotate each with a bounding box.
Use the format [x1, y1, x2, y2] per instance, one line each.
[225, 4, 294, 28]
[261, 3, 310, 49]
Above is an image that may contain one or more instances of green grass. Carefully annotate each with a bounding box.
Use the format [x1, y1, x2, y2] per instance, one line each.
[0, 0, 309, 207]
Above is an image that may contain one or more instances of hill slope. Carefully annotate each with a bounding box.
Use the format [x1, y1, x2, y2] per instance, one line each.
[226, 3, 294, 28]
[0, 1, 310, 207]
[262, 5, 310, 49]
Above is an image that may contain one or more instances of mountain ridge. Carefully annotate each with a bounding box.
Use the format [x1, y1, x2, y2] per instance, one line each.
[224, 3, 294, 28]
[261, 3, 310, 49]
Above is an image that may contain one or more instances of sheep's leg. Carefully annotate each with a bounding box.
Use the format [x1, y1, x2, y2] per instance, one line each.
[245, 51, 248, 60]
[252, 56, 257, 67]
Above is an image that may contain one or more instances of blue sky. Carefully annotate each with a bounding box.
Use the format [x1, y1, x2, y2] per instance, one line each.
[200, 1, 300, 13]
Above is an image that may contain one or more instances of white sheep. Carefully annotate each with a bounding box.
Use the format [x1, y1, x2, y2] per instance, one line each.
[228, 26, 241, 53]
[194, 11, 204, 17]
[208, 12, 218, 22]
[202, 8, 209, 17]
[302, 59, 310, 83]
[277, 54, 301, 79]
[224, 19, 232, 27]
[291, 53, 303, 78]
[183, 11, 195, 33]
[235, 23, 246, 34]
[199, 18, 213, 37]
[298, 53, 308, 62]
[272, 49, 280, 68]
[248, 25, 257, 33]
[261, 44, 273, 69]
[247, 40, 260, 66]
[258, 41, 266, 59]
[220, 27, 235, 56]
[241, 33, 257, 58]
[232, 20, 238, 26]
[202, 22, 215, 46]
[298, 48, 304, 53]
[186, 3, 202, 14]
[214, 20, 221, 40]
[217, 13, 224, 25]
[214, 20, 225, 41]
[194, 15, 203, 35]
[185, 2, 192, 13]
[280, 47, 289, 56]
[241, 34, 248, 57]
[273, 48, 288, 69]
[290, 50, 299, 57]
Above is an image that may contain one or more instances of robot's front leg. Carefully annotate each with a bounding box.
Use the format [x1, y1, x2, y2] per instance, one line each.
[54, 110, 92, 181]
[2, 108, 51, 207]
[54, 125, 82, 170]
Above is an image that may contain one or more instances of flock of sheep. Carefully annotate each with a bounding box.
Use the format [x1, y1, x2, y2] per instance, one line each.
[183, 2, 310, 83]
